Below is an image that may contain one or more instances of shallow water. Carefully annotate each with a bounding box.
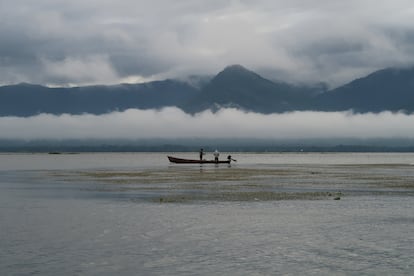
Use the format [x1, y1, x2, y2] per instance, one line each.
[1, 153, 414, 275]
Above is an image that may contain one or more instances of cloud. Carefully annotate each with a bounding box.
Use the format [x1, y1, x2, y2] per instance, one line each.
[1, 1, 414, 86]
[41, 55, 119, 85]
[1, 108, 414, 140]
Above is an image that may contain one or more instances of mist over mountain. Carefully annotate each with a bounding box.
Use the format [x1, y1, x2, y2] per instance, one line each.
[1, 64, 414, 116]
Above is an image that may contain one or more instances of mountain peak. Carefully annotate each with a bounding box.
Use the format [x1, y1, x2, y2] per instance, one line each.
[213, 64, 263, 84]
[219, 64, 255, 76]
[181, 64, 315, 113]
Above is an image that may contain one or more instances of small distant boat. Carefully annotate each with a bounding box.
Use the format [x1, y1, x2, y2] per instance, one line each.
[168, 156, 231, 164]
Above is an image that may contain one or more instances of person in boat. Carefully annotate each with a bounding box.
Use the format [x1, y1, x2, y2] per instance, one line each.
[213, 149, 220, 163]
[199, 148, 204, 161]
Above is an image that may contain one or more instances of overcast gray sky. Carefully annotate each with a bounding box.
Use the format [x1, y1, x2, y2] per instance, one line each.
[1, 0, 414, 87]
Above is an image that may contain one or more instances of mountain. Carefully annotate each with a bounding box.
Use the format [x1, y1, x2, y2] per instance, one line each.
[2, 65, 414, 116]
[0, 80, 199, 116]
[181, 65, 322, 113]
[316, 67, 414, 112]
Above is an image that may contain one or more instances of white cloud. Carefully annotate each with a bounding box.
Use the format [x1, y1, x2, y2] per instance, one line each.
[41, 55, 119, 86]
[1, 108, 414, 139]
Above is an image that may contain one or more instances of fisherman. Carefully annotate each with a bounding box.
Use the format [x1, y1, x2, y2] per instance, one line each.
[199, 148, 204, 160]
[213, 149, 220, 163]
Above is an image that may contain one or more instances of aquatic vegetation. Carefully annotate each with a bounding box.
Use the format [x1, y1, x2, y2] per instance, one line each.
[47, 163, 414, 203]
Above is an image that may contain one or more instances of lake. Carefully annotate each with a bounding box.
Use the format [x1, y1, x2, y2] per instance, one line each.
[1, 152, 413, 275]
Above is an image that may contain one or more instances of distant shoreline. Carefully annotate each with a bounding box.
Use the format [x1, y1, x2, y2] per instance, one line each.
[1, 145, 414, 153]
[2, 138, 414, 153]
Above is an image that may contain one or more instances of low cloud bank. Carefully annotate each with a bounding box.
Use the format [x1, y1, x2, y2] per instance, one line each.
[0, 108, 413, 140]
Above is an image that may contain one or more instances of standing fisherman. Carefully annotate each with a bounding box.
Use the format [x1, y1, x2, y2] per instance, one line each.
[213, 149, 220, 163]
[199, 148, 204, 161]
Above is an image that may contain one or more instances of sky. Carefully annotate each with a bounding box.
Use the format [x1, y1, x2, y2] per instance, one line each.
[1, 0, 414, 87]
[2, 1, 414, 141]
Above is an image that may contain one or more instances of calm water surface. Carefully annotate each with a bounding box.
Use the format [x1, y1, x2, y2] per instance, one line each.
[1, 153, 414, 275]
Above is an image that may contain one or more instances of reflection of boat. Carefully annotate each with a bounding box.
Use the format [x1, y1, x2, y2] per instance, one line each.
[168, 156, 231, 164]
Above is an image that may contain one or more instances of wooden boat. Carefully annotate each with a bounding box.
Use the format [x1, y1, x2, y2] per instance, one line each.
[168, 156, 231, 164]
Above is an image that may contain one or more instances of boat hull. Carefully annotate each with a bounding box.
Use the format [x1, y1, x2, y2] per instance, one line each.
[168, 156, 231, 164]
